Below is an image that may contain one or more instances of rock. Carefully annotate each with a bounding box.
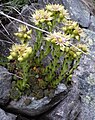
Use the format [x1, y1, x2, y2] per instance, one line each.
[62, 0, 90, 28]
[16, 115, 35, 120]
[38, 80, 80, 120]
[89, 15, 95, 31]
[0, 30, 11, 56]
[0, 108, 16, 120]
[38, 0, 62, 4]
[54, 83, 67, 95]
[7, 84, 68, 116]
[0, 66, 12, 106]
[74, 29, 95, 119]
[61, 0, 95, 32]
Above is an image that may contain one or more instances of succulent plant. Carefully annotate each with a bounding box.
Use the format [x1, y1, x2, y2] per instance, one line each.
[7, 4, 88, 99]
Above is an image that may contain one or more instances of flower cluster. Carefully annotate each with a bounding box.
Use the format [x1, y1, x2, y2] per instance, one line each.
[14, 25, 32, 43]
[46, 4, 64, 12]
[78, 44, 88, 52]
[45, 31, 68, 44]
[45, 31, 88, 59]
[8, 44, 32, 62]
[45, 31, 70, 51]
[62, 20, 82, 40]
[32, 4, 70, 26]
[46, 4, 70, 20]
[32, 9, 53, 25]
[66, 43, 88, 59]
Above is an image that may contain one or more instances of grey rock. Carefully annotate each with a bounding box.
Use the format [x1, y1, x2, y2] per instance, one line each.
[0, 30, 11, 56]
[16, 115, 35, 120]
[74, 29, 95, 120]
[38, 80, 80, 120]
[89, 15, 95, 31]
[0, 108, 16, 120]
[0, 66, 12, 105]
[38, 0, 62, 4]
[61, 0, 95, 32]
[62, 0, 90, 28]
[55, 83, 67, 95]
[7, 85, 68, 116]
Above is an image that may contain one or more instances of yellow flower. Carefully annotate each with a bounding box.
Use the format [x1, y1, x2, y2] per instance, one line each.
[25, 47, 32, 54]
[7, 55, 13, 60]
[59, 9, 70, 19]
[14, 25, 32, 43]
[18, 25, 27, 32]
[8, 44, 32, 61]
[32, 9, 53, 25]
[45, 31, 67, 46]
[46, 4, 64, 12]
[46, 4, 70, 22]
[18, 57, 23, 62]
[62, 20, 83, 40]
[32, 9, 43, 25]
[27, 30, 32, 35]
[10, 51, 17, 57]
[78, 44, 88, 52]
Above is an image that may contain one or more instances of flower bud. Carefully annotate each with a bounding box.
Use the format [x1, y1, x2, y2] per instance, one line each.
[20, 25, 27, 32]
[26, 47, 32, 54]
[69, 51, 74, 56]
[69, 75, 72, 79]
[59, 13, 63, 18]
[10, 52, 17, 57]
[76, 52, 82, 56]
[73, 53, 77, 58]
[73, 22, 77, 27]
[62, 27, 67, 31]
[22, 53, 29, 59]
[71, 34, 75, 38]
[73, 30, 78, 35]
[81, 46, 88, 52]
[27, 30, 32, 35]
[65, 47, 69, 52]
[47, 22, 52, 26]
[7, 55, 13, 60]
[27, 36, 31, 39]
[58, 18, 61, 23]
[24, 34, 27, 38]
[40, 19, 45, 23]
[14, 33, 23, 38]
[68, 26, 73, 30]
[75, 35, 80, 41]
[18, 57, 23, 62]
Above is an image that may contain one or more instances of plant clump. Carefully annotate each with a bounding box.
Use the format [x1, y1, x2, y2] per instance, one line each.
[7, 4, 88, 100]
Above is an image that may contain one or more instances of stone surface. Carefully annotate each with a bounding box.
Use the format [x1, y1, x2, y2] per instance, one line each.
[61, 0, 95, 31]
[74, 29, 95, 120]
[7, 84, 68, 116]
[38, 80, 80, 120]
[16, 115, 35, 120]
[0, 66, 12, 106]
[62, 0, 90, 28]
[38, 0, 62, 4]
[0, 108, 16, 120]
[0, 30, 11, 56]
